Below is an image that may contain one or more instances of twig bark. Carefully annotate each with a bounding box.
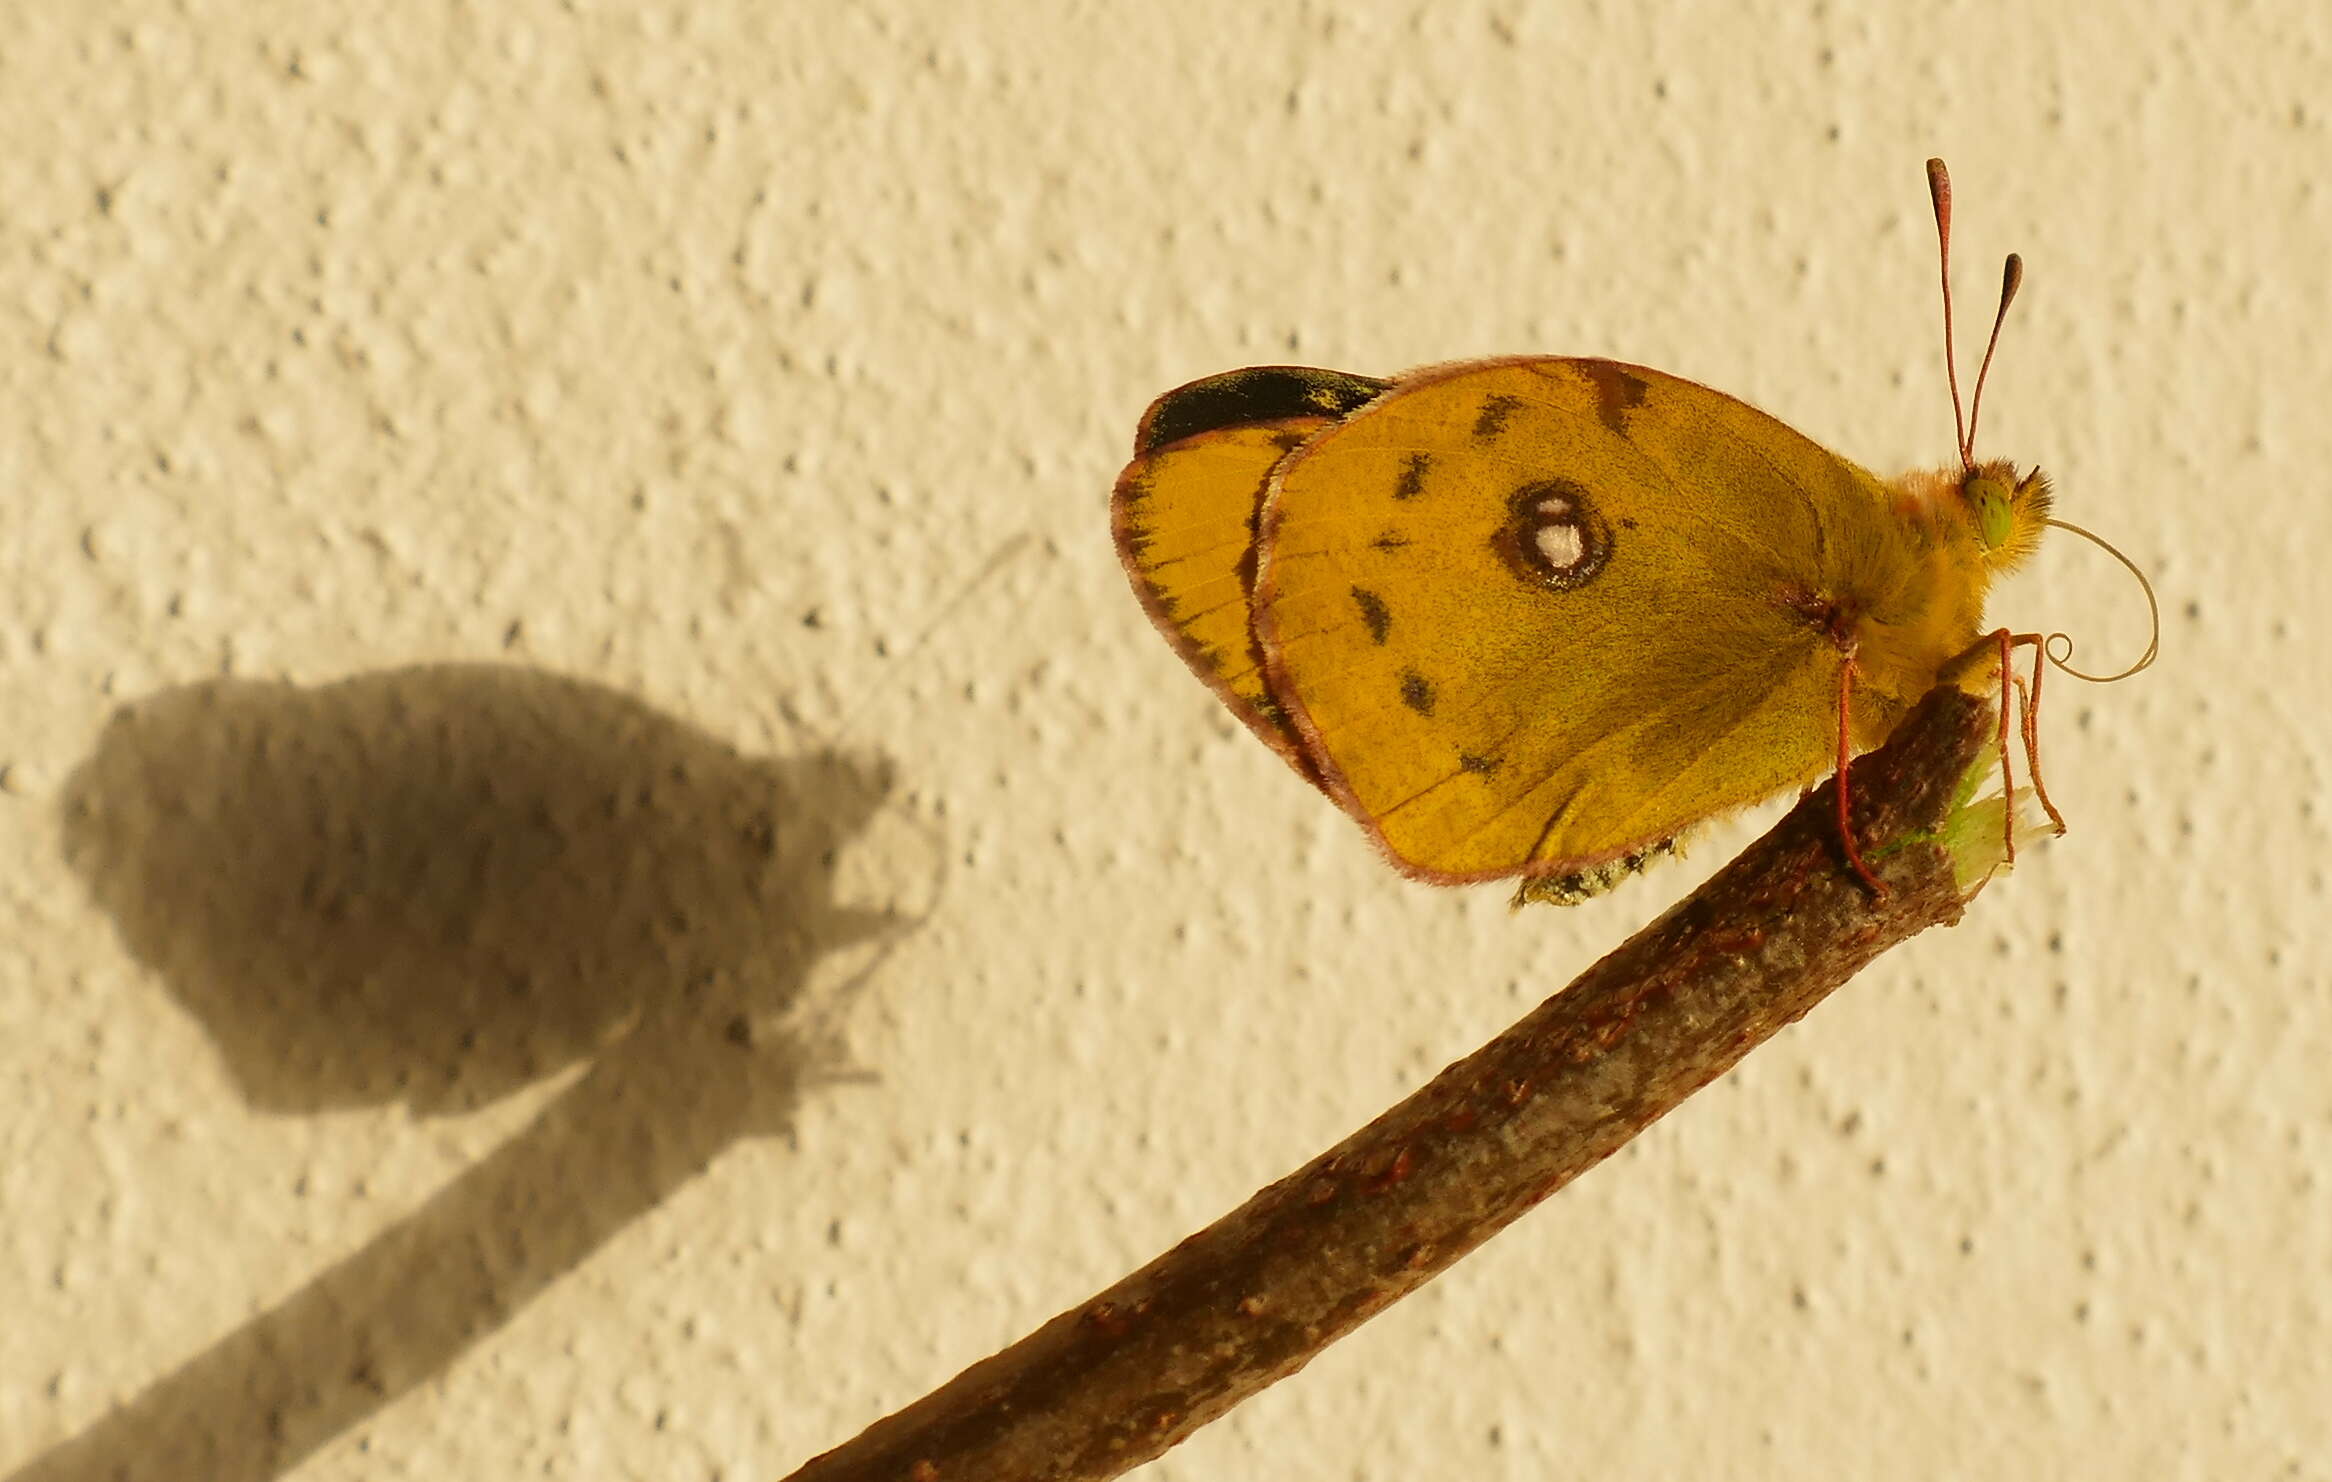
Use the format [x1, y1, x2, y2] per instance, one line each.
[784, 685, 1997, 1482]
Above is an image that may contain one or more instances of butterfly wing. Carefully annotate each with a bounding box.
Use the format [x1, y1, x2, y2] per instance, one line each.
[1114, 368, 1392, 777]
[1255, 356, 1890, 883]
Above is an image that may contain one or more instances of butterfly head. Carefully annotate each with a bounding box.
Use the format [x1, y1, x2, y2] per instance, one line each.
[1961, 457, 2052, 572]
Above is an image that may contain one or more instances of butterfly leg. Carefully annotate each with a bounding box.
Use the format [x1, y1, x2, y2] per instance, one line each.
[1835, 649, 1888, 898]
[2005, 631, 2068, 836]
[1984, 628, 2071, 868]
[1992, 629, 2020, 866]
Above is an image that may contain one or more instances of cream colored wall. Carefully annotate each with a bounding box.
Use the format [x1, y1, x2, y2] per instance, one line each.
[3, 4, 2322, 1479]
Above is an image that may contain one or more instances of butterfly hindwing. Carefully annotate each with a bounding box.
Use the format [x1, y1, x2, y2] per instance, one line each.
[1254, 357, 1892, 882]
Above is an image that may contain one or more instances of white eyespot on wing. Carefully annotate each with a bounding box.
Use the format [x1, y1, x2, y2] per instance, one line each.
[1496, 479, 1612, 593]
[1532, 515, 1586, 573]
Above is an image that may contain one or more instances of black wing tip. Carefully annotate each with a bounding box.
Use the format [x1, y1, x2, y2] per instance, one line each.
[1134, 366, 1391, 455]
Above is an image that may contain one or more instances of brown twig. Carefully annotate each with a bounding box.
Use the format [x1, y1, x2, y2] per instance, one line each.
[783, 686, 1997, 1482]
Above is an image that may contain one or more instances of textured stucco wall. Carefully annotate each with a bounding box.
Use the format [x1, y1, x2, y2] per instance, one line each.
[3, 4, 2325, 1479]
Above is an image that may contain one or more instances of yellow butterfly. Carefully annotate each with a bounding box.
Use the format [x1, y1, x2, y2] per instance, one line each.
[1114, 161, 2152, 904]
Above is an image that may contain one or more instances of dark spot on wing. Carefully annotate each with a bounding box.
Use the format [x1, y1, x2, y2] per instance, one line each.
[1394, 452, 1433, 501]
[1399, 669, 1435, 715]
[1371, 530, 1411, 551]
[1471, 394, 1524, 441]
[1351, 586, 1391, 644]
[1459, 752, 1501, 775]
[1573, 360, 1650, 437]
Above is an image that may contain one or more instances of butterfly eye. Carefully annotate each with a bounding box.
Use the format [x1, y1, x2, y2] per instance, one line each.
[1965, 474, 2016, 550]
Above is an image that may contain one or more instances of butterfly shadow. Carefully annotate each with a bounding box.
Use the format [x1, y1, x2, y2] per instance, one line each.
[17, 662, 916, 1482]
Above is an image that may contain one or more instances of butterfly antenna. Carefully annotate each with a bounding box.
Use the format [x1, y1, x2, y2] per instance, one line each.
[1964, 252, 2024, 459]
[1926, 158, 1972, 471]
[2038, 518, 2161, 683]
